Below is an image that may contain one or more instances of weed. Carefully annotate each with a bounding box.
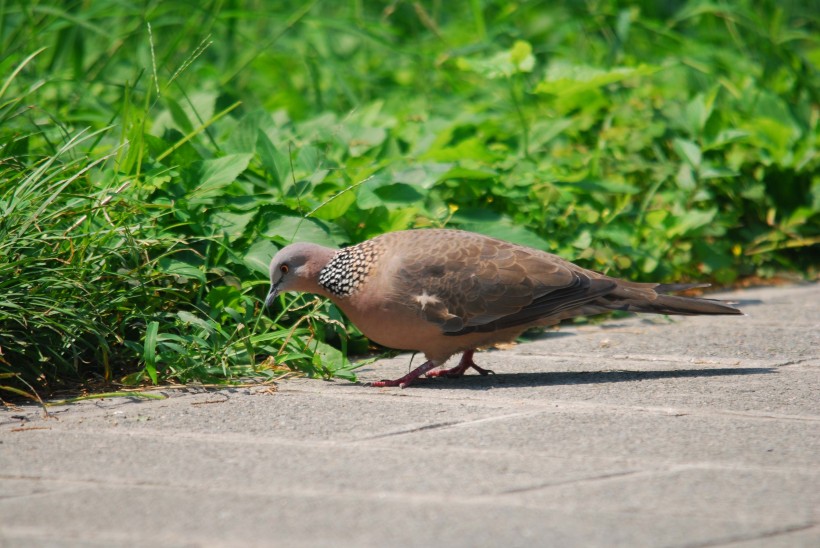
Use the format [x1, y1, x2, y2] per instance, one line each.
[0, 1, 816, 398]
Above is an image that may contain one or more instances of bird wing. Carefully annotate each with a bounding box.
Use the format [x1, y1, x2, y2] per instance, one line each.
[386, 232, 616, 335]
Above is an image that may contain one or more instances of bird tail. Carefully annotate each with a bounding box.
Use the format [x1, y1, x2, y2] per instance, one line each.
[601, 282, 743, 316]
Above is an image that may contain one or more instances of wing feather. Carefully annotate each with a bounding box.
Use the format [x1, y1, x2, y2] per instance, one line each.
[384, 231, 617, 335]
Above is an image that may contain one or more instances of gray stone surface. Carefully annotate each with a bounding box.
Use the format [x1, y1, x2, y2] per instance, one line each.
[1, 283, 818, 547]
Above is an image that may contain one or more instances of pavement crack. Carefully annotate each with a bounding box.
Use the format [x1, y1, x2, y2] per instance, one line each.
[775, 357, 819, 368]
[354, 411, 542, 441]
[379, 392, 820, 423]
[497, 468, 654, 495]
[681, 522, 818, 548]
[355, 420, 463, 440]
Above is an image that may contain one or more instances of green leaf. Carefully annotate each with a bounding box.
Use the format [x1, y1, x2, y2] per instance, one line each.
[452, 209, 550, 249]
[189, 153, 253, 203]
[226, 111, 261, 154]
[356, 183, 383, 209]
[471, 224, 550, 250]
[703, 129, 749, 151]
[176, 311, 218, 335]
[158, 258, 206, 283]
[668, 208, 717, 238]
[597, 225, 632, 247]
[423, 136, 495, 162]
[641, 256, 659, 274]
[374, 183, 424, 205]
[143, 321, 159, 385]
[684, 88, 718, 136]
[535, 62, 659, 96]
[311, 187, 357, 220]
[206, 285, 243, 311]
[263, 215, 338, 248]
[346, 126, 387, 157]
[442, 166, 497, 180]
[451, 207, 502, 224]
[555, 179, 640, 194]
[394, 162, 453, 189]
[571, 230, 592, 250]
[257, 130, 289, 185]
[699, 165, 737, 179]
[297, 146, 321, 173]
[312, 340, 344, 370]
[210, 210, 255, 240]
[457, 40, 535, 79]
[144, 133, 202, 167]
[675, 164, 696, 190]
[164, 97, 195, 134]
[509, 40, 535, 72]
[644, 210, 668, 228]
[244, 239, 279, 275]
[673, 138, 702, 169]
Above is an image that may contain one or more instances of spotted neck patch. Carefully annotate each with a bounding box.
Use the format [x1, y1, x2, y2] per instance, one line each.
[318, 240, 383, 297]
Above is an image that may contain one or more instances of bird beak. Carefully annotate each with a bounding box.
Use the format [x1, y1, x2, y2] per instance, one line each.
[264, 284, 280, 308]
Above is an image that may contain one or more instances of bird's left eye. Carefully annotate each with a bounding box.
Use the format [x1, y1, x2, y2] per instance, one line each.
[279, 264, 289, 274]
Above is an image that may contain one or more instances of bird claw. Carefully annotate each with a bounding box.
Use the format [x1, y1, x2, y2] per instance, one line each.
[427, 363, 495, 378]
[370, 360, 438, 388]
[473, 364, 496, 376]
[370, 379, 406, 388]
[370, 351, 493, 386]
[427, 350, 495, 378]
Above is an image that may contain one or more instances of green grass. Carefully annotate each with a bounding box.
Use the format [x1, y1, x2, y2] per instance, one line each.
[1, 0, 818, 399]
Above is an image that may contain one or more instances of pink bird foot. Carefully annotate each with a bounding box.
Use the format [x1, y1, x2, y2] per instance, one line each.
[370, 360, 438, 388]
[426, 350, 495, 378]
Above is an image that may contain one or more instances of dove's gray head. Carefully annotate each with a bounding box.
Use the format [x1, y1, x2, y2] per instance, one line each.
[265, 243, 336, 307]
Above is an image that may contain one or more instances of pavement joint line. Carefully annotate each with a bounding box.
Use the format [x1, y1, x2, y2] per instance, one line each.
[496, 468, 657, 495]
[29, 382, 820, 424]
[1, 527, 209, 547]
[354, 410, 544, 441]
[0, 478, 88, 502]
[679, 522, 819, 548]
[2, 471, 817, 532]
[5, 388, 817, 431]
[286, 389, 820, 423]
[774, 358, 820, 368]
[532, 358, 799, 371]
[513, 352, 760, 364]
[0, 470, 658, 506]
[354, 420, 464, 440]
[5, 430, 818, 476]
[62, 387, 820, 423]
[1, 473, 631, 509]
[2, 470, 812, 518]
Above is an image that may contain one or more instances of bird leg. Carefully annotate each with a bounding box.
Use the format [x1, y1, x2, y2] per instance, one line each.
[426, 350, 495, 378]
[370, 360, 438, 388]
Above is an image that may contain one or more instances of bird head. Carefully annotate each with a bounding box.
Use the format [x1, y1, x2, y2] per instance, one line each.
[265, 242, 336, 307]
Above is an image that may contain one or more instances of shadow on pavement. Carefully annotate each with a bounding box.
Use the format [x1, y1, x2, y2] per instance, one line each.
[404, 367, 775, 390]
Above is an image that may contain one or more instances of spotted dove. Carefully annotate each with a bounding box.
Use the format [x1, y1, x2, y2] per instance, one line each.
[266, 229, 742, 387]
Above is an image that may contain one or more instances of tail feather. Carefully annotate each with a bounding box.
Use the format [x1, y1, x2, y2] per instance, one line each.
[600, 281, 743, 316]
[634, 293, 743, 316]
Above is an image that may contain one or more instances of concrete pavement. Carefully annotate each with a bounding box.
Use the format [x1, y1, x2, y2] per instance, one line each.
[1, 283, 818, 547]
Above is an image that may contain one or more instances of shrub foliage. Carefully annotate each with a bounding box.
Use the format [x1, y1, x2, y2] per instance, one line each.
[1, 1, 817, 397]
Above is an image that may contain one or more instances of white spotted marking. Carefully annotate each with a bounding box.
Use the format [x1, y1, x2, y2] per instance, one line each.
[318, 240, 382, 297]
[413, 290, 440, 311]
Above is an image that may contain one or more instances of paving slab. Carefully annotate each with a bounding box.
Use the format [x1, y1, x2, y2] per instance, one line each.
[1, 283, 818, 547]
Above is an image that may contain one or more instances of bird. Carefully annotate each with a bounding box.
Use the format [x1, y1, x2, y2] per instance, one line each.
[265, 228, 742, 388]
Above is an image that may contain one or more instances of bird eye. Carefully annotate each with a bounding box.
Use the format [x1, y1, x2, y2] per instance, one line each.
[279, 264, 289, 274]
